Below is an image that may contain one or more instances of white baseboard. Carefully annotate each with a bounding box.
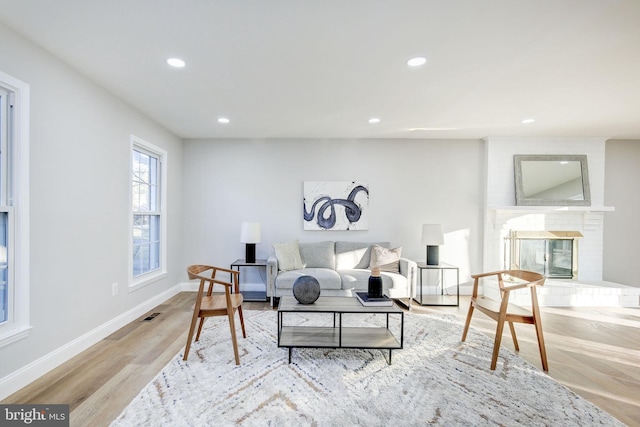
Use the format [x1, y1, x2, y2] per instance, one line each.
[181, 281, 199, 292]
[0, 283, 185, 400]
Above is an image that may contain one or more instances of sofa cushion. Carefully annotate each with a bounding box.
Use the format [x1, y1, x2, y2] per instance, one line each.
[369, 244, 402, 273]
[335, 241, 390, 269]
[299, 241, 335, 269]
[275, 268, 342, 290]
[338, 269, 407, 292]
[273, 240, 304, 271]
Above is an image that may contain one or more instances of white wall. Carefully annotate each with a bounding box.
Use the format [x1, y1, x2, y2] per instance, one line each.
[604, 140, 640, 286]
[181, 138, 484, 289]
[0, 23, 183, 384]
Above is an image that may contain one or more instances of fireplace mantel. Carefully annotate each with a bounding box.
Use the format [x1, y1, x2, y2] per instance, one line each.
[510, 230, 583, 239]
[489, 205, 615, 214]
[486, 206, 614, 232]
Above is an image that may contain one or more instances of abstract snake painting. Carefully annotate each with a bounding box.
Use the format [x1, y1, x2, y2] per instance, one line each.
[303, 182, 369, 230]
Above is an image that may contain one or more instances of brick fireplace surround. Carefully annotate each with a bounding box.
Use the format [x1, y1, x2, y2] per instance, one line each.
[481, 137, 639, 307]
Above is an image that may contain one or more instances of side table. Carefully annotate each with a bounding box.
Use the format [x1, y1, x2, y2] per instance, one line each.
[230, 259, 268, 302]
[414, 262, 459, 306]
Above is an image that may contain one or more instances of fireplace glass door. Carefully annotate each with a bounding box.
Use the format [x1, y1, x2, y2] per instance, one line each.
[518, 239, 573, 279]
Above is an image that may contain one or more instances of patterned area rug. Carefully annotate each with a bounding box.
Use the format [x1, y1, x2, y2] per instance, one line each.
[111, 310, 623, 426]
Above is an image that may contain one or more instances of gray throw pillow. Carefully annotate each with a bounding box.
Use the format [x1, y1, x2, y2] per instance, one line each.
[299, 241, 335, 269]
[273, 240, 304, 271]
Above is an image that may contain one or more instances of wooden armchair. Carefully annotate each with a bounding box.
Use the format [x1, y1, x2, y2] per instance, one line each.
[184, 265, 246, 364]
[461, 269, 548, 371]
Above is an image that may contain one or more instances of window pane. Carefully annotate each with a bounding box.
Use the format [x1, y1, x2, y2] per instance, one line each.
[548, 239, 573, 278]
[132, 213, 160, 277]
[518, 239, 545, 275]
[0, 97, 3, 202]
[132, 149, 158, 213]
[0, 212, 8, 323]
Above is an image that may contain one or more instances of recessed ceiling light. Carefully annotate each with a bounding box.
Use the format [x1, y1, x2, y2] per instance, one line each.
[368, 117, 381, 124]
[218, 117, 230, 124]
[521, 118, 535, 124]
[166, 58, 186, 68]
[407, 56, 427, 67]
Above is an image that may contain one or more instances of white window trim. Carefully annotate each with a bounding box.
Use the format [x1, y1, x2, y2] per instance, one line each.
[129, 135, 167, 291]
[0, 71, 31, 348]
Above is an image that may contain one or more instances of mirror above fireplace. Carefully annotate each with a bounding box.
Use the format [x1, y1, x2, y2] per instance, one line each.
[514, 154, 591, 206]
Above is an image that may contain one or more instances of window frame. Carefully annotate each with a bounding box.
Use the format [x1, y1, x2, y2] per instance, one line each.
[0, 71, 30, 348]
[129, 135, 167, 291]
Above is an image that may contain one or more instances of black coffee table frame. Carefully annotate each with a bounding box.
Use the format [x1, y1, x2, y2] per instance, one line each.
[277, 296, 404, 364]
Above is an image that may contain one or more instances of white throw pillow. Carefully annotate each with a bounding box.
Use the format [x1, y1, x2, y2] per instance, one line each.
[369, 244, 402, 273]
[273, 240, 304, 271]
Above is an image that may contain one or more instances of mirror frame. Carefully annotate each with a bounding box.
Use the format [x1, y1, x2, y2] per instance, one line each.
[514, 154, 591, 206]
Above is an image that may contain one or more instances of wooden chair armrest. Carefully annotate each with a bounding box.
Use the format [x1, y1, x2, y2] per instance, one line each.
[211, 267, 240, 293]
[469, 271, 507, 298]
[501, 281, 542, 292]
[470, 270, 508, 279]
[188, 265, 239, 289]
[206, 278, 234, 287]
[211, 266, 240, 276]
[188, 265, 238, 280]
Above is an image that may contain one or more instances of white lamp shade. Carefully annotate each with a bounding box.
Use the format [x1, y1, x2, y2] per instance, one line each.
[421, 224, 444, 245]
[240, 222, 261, 243]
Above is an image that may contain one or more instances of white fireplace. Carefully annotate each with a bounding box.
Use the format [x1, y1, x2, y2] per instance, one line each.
[486, 209, 606, 281]
[477, 138, 640, 307]
[483, 137, 611, 282]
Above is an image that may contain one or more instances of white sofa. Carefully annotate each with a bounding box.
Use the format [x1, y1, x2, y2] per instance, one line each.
[267, 241, 417, 305]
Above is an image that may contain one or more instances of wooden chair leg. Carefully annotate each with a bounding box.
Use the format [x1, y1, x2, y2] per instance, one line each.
[534, 319, 549, 371]
[508, 322, 520, 351]
[238, 306, 246, 338]
[461, 303, 475, 342]
[530, 290, 549, 371]
[227, 307, 241, 365]
[183, 314, 199, 361]
[195, 316, 206, 341]
[491, 316, 507, 370]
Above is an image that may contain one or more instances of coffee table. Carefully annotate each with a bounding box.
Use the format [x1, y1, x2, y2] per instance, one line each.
[277, 296, 404, 364]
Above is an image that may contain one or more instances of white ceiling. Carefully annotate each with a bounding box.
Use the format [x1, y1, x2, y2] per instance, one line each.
[1, 0, 639, 140]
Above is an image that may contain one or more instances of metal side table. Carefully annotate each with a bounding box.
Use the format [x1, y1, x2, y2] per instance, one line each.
[414, 262, 459, 306]
[230, 259, 268, 302]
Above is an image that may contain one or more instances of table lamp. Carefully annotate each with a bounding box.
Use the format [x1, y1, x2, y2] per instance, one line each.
[421, 224, 444, 265]
[240, 222, 261, 263]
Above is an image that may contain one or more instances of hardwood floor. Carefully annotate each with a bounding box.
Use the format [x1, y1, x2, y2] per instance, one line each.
[3, 293, 639, 426]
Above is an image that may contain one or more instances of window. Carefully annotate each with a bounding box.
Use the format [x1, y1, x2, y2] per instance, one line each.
[130, 136, 166, 289]
[0, 71, 30, 348]
[0, 211, 8, 324]
[0, 86, 9, 326]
